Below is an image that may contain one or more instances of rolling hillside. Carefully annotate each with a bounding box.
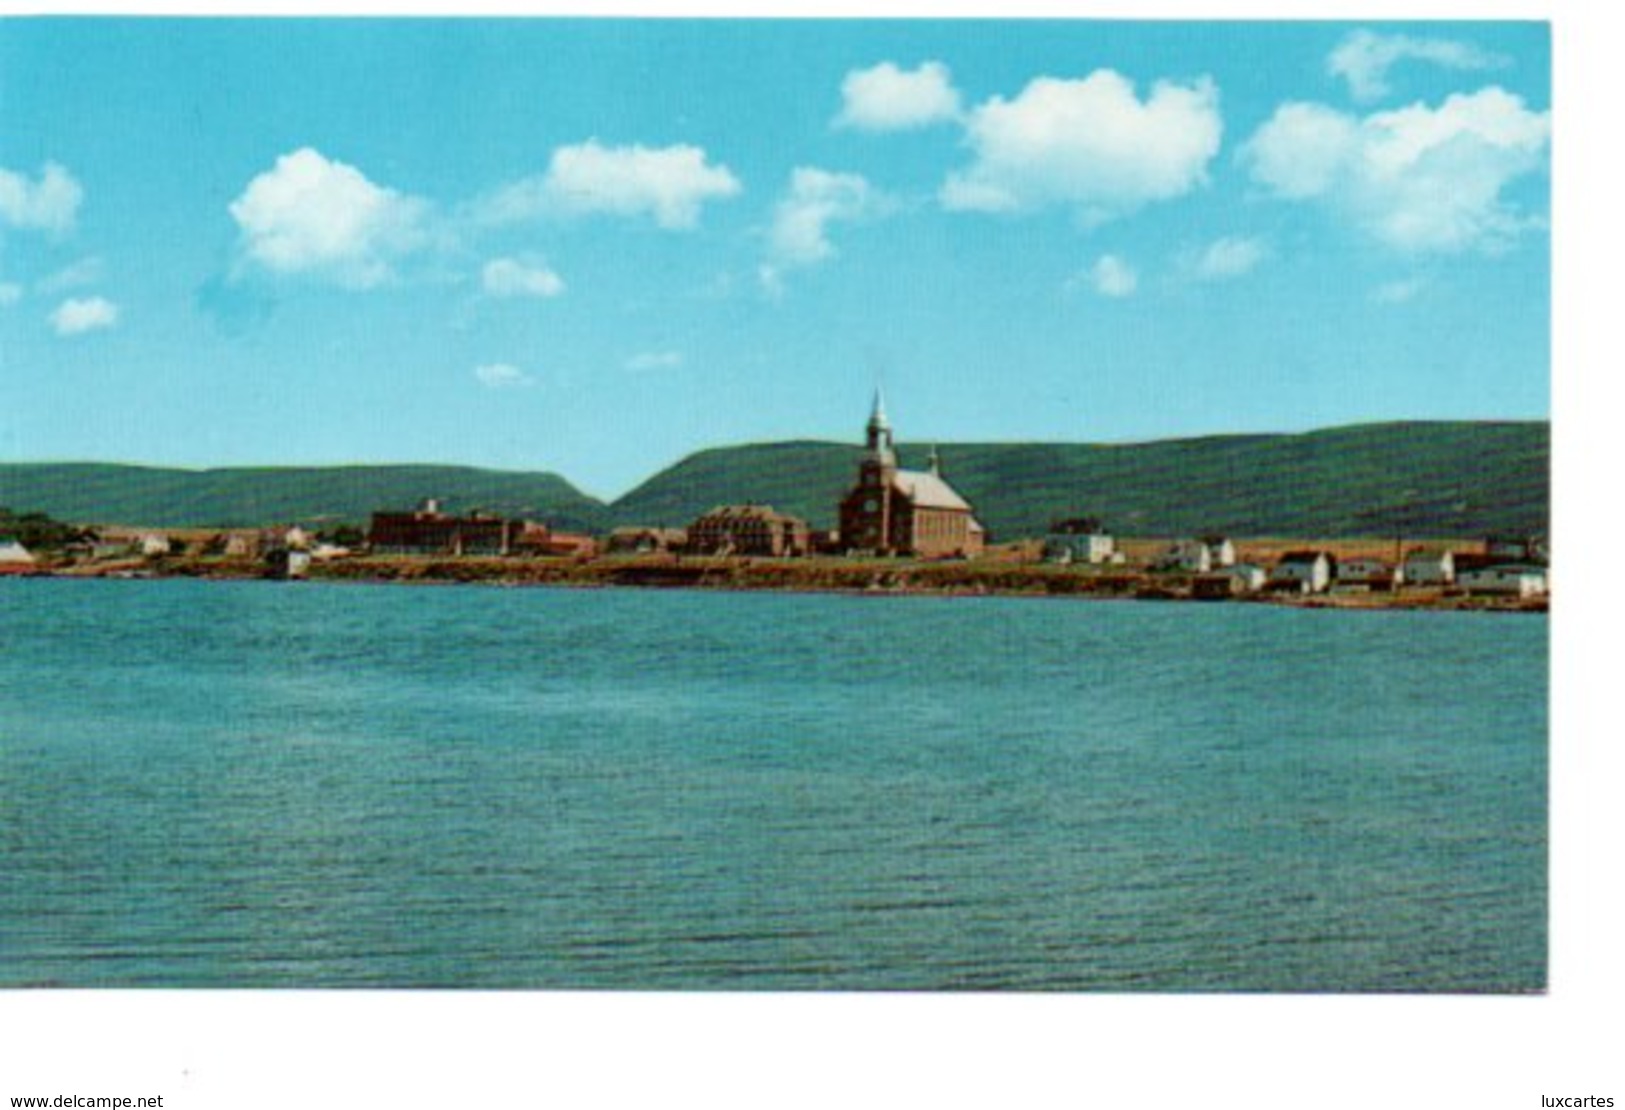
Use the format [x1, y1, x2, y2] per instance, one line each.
[1, 421, 1548, 540]
[608, 421, 1549, 540]
[0, 464, 609, 532]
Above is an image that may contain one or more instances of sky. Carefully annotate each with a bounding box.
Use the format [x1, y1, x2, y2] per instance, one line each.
[0, 18, 1551, 499]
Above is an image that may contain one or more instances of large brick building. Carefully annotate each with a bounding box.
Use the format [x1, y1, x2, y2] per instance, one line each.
[686, 504, 810, 556]
[837, 391, 984, 558]
[368, 499, 520, 555]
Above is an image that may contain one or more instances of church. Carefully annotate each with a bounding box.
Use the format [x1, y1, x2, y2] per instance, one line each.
[837, 391, 985, 558]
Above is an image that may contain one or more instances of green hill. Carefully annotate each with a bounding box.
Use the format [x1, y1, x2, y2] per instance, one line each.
[609, 421, 1549, 540]
[0, 421, 1548, 541]
[0, 463, 609, 532]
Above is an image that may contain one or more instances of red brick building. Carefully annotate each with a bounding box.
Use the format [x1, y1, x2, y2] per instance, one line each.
[837, 391, 985, 558]
[367, 499, 520, 555]
[686, 504, 810, 556]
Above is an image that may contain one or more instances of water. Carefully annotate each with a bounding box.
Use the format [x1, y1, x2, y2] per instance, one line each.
[0, 578, 1546, 991]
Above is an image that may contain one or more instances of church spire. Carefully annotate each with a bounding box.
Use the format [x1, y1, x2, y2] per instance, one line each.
[865, 386, 896, 466]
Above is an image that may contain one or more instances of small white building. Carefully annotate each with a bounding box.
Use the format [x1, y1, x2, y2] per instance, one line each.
[1402, 550, 1455, 586]
[1220, 563, 1268, 592]
[1200, 536, 1237, 568]
[1459, 564, 1548, 598]
[0, 539, 37, 566]
[1157, 539, 1212, 574]
[139, 533, 172, 557]
[1271, 551, 1334, 593]
[1044, 518, 1116, 565]
[1336, 557, 1402, 589]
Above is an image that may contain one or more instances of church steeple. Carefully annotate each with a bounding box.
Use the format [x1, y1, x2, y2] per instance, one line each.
[865, 386, 896, 467]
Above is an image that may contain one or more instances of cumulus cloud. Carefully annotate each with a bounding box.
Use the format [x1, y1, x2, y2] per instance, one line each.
[229, 147, 430, 288]
[941, 70, 1222, 222]
[836, 61, 962, 131]
[1240, 87, 1549, 252]
[38, 256, 105, 294]
[767, 168, 875, 267]
[0, 282, 21, 307]
[478, 140, 740, 231]
[625, 350, 683, 372]
[1329, 29, 1507, 103]
[760, 167, 878, 294]
[1190, 236, 1268, 280]
[482, 257, 564, 299]
[0, 162, 83, 234]
[473, 362, 533, 389]
[49, 296, 119, 336]
[1084, 254, 1138, 297]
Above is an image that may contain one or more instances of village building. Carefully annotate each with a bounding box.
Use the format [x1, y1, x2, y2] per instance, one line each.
[513, 523, 599, 558]
[1270, 550, 1335, 593]
[838, 392, 985, 558]
[1044, 518, 1117, 565]
[605, 526, 688, 555]
[685, 504, 810, 557]
[368, 499, 520, 555]
[1200, 535, 1237, 568]
[1403, 549, 1456, 586]
[1335, 557, 1402, 590]
[0, 538, 37, 574]
[1155, 539, 1212, 574]
[1459, 563, 1548, 598]
[1485, 534, 1549, 564]
[1192, 563, 1266, 599]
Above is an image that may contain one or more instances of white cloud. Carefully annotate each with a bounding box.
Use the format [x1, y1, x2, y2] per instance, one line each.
[38, 256, 105, 294]
[229, 147, 429, 288]
[1372, 277, 1427, 303]
[1085, 254, 1138, 298]
[473, 362, 533, 389]
[0, 162, 83, 234]
[941, 70, 1222, 221]
[1240, 87, 1549, 252]
[479, 140, 740, 231]
[482, 257, 564, 299]
[835, 61, 962, 131]
[626, 350, 683, 372]
[0, 282, 21, 307]
[49, 296, 119, 336]
[1329, 30, 1507, 103]
[767, 167, 875, 268]
[1191, 236, 1268, 280]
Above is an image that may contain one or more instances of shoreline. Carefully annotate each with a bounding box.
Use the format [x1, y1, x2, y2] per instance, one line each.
[16, 554, 1550, 613]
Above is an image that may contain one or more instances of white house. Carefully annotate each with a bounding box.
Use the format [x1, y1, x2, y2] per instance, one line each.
[0, 539, 36, 566]
[1271, 551, 1333, 593]
[1044, 518, 1116, 565]
[1157, 539, 1212, 574]
[1336, 557, 1402, 589]
[1402, 550, 1455, 586]
[1459, 564, 1548, 598]
[1200, 536, 1237, 568]
[1221, 563, 1268, 592]
[139, 533, 172, 557]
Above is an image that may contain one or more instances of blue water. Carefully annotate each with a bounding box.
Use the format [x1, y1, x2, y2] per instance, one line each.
[0, 578, 1545, 991]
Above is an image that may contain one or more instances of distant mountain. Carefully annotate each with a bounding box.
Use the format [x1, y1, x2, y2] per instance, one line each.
[0, 463, 608, 532]
[608, 421, 1549, 540]
[1, 421, 1549, 540]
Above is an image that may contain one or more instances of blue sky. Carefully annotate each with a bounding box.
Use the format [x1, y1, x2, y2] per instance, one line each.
[0, 19, 1550, 499]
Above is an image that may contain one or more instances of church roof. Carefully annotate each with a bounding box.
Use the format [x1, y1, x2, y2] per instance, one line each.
[893, 468, 972, 512]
